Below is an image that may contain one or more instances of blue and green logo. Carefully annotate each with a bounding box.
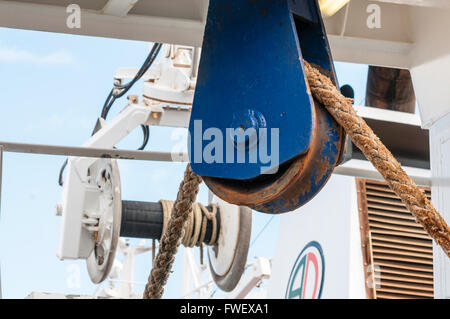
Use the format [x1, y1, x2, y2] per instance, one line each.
[286, 241, 325, 299]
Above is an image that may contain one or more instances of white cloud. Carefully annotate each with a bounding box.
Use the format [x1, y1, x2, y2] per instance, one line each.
[0, 43, 74, 65]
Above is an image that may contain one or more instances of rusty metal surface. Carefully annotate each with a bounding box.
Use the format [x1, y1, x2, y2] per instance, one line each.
[204, 97, 345, 214]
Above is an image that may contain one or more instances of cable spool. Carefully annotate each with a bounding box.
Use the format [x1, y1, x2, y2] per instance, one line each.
[158, 197, 252, 292]
[81, 161, 251, 291]
[86, 158, 122, 284]
[207, 197, 252, 292]
[159, 200, 219, 247]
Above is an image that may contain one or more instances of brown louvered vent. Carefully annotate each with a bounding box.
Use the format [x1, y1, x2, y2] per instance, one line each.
[357, 179, 434, 299]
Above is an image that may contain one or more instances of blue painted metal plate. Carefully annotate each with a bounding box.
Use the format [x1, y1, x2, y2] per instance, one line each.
[189, 0, 331, 180]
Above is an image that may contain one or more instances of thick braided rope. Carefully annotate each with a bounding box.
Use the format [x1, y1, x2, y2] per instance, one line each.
[143, 164, 202, 299]
[159, 200, 218, 247]
[304, 61, 450, 258]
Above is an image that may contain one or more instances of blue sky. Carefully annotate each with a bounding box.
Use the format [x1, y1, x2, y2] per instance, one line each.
[0, 27, 368, 298]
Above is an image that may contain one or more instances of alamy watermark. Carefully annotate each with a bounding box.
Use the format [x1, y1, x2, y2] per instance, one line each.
[66, 4, 81, 29]
[171, 120, 280, 175]
[366, 263, 382, 289]
[366, 4, 381, 29]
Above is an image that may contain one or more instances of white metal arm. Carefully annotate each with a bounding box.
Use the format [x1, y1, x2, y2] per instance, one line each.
[57, 102, 154, 260]
[57, 43, 196, 261]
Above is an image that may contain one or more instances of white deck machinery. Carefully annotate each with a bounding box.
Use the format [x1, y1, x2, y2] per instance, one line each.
[54, 44, 259, 298]
[0, 0, 449, 299]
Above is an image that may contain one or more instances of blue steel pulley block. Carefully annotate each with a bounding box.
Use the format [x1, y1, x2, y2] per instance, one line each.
[189, 0, 345, 214]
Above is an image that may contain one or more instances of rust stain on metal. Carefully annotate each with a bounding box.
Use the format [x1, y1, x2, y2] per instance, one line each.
[204, 96, 345, 214]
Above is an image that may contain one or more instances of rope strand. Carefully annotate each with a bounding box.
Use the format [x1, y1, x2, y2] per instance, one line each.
[304, 60, 450, 257]
[143, 62, 450, 300]
[143, 165, 202, 299]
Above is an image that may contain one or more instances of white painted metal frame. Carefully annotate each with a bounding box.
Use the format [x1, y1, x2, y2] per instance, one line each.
[353, 105, 422, 126]
[374, 0, 450, 8]
[182, 248, 214, 299]
[336, 159, 431, 187]
[429, 112, 450, 299]
[0, 141, 187, 162]
[103, 239, 153, 299]
[222, 258, 271, 299]
[338, 105, 431, 186]
[102, 0, 139, 17]
[0, 0, 207, 47]
[181, 251, 272, 299]
[57, 100, 188, 259]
